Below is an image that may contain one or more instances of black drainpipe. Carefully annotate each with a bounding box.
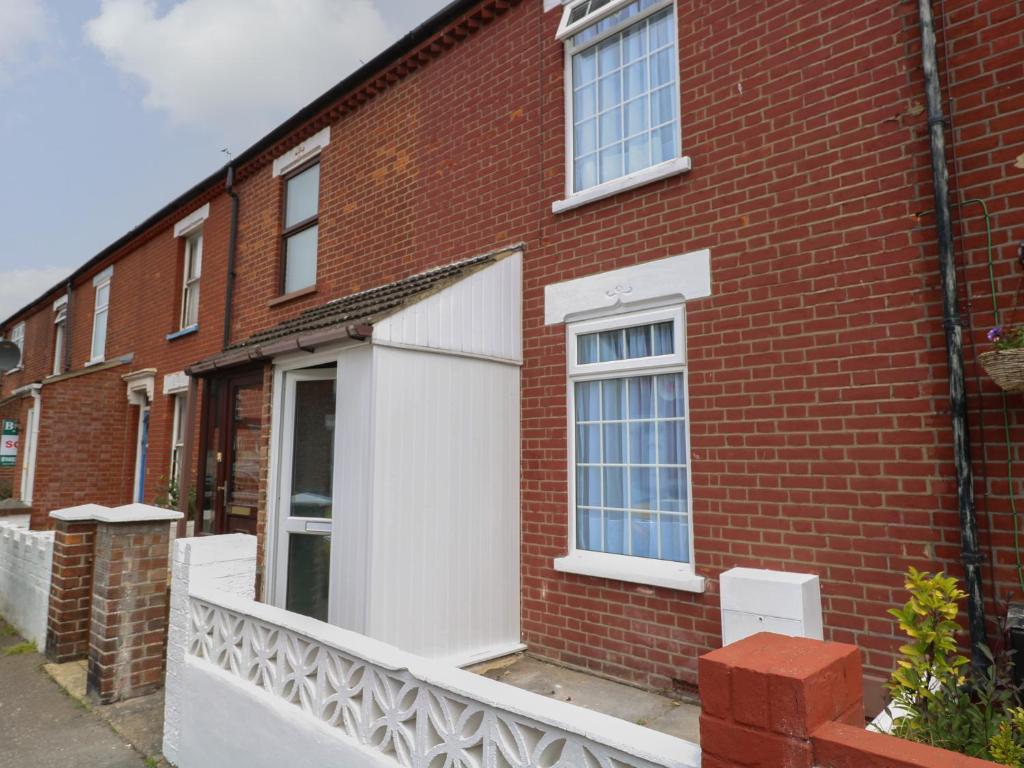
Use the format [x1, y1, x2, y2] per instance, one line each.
[917, 0, 987, 670]
[222, 165, 240, 350]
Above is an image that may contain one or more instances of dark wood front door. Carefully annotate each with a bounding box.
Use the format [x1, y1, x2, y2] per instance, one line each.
[198, 369, 263, 535]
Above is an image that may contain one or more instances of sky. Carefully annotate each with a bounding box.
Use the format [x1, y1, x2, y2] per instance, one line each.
[0, 0, 452, 322]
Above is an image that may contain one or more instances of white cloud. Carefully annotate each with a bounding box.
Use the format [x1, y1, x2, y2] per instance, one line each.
[0, 266, 69, 324]
[0, 0, 49, 83]
[85, 0, 394, 143]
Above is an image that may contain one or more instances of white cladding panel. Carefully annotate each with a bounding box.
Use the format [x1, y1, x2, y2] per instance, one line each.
[331, 345, 375, 634]
[368, 345, 520, 664]
[372, 252, 522, 362]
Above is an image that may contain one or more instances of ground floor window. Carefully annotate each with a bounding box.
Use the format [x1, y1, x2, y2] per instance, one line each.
[568, 306, 692, 564]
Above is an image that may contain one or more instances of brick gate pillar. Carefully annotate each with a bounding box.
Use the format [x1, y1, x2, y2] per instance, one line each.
[698, 632, 864, 768]
[45, 505, 107, 663]
[86, 504, 182, 704]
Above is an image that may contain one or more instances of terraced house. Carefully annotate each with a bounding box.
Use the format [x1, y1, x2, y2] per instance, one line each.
[1, 0, 1021, 711]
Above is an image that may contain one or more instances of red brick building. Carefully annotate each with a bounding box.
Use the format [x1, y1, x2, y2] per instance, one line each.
[2, 0, 1022, 708]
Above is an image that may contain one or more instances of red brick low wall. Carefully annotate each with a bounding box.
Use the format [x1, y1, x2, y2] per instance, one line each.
[699, 632, 1000, 768]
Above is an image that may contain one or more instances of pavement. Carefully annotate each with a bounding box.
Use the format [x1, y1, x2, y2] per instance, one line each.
[0, 618, 153, 767]
[471, 654, 701, 743]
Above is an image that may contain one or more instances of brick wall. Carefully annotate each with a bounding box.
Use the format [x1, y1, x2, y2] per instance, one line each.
[46, 519, 97, 663]
[0, 0, 1020, 703]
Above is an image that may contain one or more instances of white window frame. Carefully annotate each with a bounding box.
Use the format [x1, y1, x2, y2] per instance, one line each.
[555, 303, 704, 592]
[52, 306, 66, 376]
[554, 0, 690, 214]
[180, 230, 202, 330]
[9, 322, 25, 372]
[170, 392, 186, 485]
[89, 269, 112, 364]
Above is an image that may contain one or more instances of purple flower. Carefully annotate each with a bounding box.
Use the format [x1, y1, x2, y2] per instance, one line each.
[988, 327, 1003, 342]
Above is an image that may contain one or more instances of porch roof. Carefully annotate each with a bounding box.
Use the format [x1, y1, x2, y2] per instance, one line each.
[187, 246, 519, 375]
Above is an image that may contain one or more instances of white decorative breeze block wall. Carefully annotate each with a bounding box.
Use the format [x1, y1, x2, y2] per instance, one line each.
[0, 521, 55, 647]
[164, 536, 699, 768]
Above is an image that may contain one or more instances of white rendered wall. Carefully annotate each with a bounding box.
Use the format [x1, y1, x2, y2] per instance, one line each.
[166, 576, 699, 768]
[163, 535, 257, 766]
[368, 345, 521, 665]
[0, 521, 54, 647]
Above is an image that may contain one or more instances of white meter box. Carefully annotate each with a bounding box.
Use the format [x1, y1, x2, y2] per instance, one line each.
[719, 567, 823, 646]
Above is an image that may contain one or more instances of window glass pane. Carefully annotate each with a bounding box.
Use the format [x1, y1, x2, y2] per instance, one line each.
[578, 333, 599, 364]
[624, 95, 648, 137]
[575, 118, 597, 156]
[577, 508, 602, 550]
[623, 61, 647, 101]
[284, 224, 318, 293]
[651, 123, 677, 164]
[653, 321, 674, 355]
[622, 22, 646, 62]
[649, 7, 674, 47]
[657, 420, 685, 464]
[625, 324, 651, 358]
[599, 145, 623, 183]
[91, 307, 108, 359]
[598, 329, 624, 362]
[625, 134, 650, 174]
[182, 284, 199, 327]
[574, 84, 597, 121]
[95, 283, 110, 308]
[659, 466, 687, 511]
[577, 424, 600, 464]
[285, 163, 320, 228]
[604, 511, 626, 554]
[628, 376, 653, 418]
[577, 466, 601, 506]
[629, 466, 656, 508]
[603, 423, 626, 463]
[575, 381, 600, 420]
[574, 154, 598, 191]
[601, 378, 625, 419]
[650, 85, 675, 127]
[603, 466, 625, 508]
[660, 514, 688, 562]
[285, 534, 330, 621]
[598, 103, 622, 143]
[631, 513, 657, 558]
[289, 379, 336, 519]
[573, 47, 597, 84]
[657, 372, 685, 417]
[629, 422, 655, 464]
[597, 36, 620, 74]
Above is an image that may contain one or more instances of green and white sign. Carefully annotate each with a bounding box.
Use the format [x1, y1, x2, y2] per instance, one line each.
[0, 419, 18, 468]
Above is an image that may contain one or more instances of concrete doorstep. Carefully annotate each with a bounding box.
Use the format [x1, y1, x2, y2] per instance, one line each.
[0, 616, 164, 767]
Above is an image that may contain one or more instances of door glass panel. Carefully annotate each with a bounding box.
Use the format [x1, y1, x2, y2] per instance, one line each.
[228, 385, 262, 516]
[286, 534, 330, 621]
[201, 382, 222, 534]
[289, 379, 335, 519]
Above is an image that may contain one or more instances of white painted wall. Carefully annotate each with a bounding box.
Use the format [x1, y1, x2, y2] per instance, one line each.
[165, 541, 700, 768]
[368, 346, 521, 665]
[0, 521, 54, 647]
[163, 535, 257, 766]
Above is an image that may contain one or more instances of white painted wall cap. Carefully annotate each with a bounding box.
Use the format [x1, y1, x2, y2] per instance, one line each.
[50, 503, 111, 521]
[173, 203, 211, 238]
[97, 503, 183, 523]
[272, 126, 331, 178]
[544, 249, 712, 325]
[175, 534, 257, 566]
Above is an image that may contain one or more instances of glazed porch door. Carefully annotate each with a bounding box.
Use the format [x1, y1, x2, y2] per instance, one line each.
[273, 368, 336, 622]
[199, 370, 263, 535]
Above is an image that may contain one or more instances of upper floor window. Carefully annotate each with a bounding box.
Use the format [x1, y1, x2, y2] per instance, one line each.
[90, 267, 112, 364]
[568, 306, 691, 567]
[281, 161, 320, 295]
[180, 230, 202, 329]
[53, 299, 67, 376]
[559, 0, 681, 196]
[9, 322, 25, 370]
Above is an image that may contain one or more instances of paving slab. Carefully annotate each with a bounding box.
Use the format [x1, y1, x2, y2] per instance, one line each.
[471, 654, 701, 743]
[0, 619, 147, 768]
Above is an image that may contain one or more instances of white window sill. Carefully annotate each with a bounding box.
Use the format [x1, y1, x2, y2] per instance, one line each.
[84, 358, 105, 367]
[6, 366, 22, 374]
[554, 550, 705, 593]
[552, 156, 692, 214]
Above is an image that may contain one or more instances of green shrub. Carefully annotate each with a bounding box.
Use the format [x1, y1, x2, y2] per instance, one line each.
[887, 568, 1024, 765]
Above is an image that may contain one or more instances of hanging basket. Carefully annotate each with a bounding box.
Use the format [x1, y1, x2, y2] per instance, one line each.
[979, 348, 1024, 393]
